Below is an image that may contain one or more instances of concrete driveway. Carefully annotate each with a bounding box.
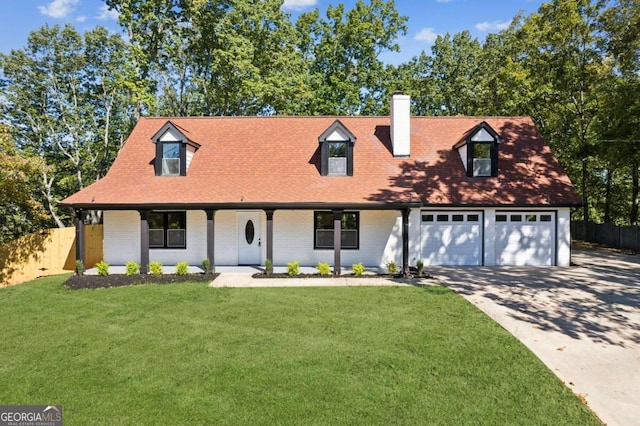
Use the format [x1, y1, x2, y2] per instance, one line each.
[431, 248, 640, 426]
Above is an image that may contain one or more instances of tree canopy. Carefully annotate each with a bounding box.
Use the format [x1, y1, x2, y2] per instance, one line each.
[1, 0, 639, 240]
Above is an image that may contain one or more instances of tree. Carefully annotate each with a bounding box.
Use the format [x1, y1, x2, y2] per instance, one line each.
[0, 126, 49, 243]
[296, 0, 407, 115]
[0, 25, 135, 225]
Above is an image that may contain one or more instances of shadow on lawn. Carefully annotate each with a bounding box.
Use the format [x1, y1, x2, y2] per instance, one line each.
[432, 250, 640, 348]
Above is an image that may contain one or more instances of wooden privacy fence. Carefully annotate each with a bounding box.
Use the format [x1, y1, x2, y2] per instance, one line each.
[0, 225, 103, 286]
[572, 221, 640, 251]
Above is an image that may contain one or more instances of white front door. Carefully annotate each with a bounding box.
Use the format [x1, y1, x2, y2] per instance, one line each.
[238, 212, 261, 265]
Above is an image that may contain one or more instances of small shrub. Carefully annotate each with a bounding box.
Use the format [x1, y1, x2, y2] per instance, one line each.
[386, 260, 398, 275]
[286, 260, 299, 277]
[202, 258, 211, 275]
[125, 261, 140, 276]
[176, 261, 189, 275]
[75, 260, 84, 276]
[265, 258, 273, 276]
[149, 261, 163, 276]
[416, 259, 424, 276]
[316, 262, 331, 276]
[352, 263, 365, 276]
[96, 260, 110, 277]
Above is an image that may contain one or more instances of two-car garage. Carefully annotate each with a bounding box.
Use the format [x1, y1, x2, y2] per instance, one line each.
[420, 210, 557, 266]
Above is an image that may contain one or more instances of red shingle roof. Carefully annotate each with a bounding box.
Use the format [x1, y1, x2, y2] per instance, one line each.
[60, 116, 581, 208]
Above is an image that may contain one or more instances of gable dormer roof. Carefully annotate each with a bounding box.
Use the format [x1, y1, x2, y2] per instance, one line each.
[151, 120, 201, 149]
[453, 121, 501, 149]
[318, 119, 357, 143]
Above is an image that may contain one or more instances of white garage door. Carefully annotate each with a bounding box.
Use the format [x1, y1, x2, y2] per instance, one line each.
[495, 212, 555, 266]
[420, 212, 483, 265]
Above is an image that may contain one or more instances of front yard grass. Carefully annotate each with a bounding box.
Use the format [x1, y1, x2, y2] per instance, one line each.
[0, 275, 600, 425]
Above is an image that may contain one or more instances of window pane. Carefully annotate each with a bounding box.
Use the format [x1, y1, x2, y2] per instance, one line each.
[473, 143, 491, 158]
[149, 229, 164, 247]
[148, 213, 164, 229]
[316, 230, 334, 248]
[329, 142, 346, 157]
[167, 213, 184, 229]
[496, 214, 507, 222]
[541, 215, 552, 222]
[341, 213, 358, 230]
[468, 214, 479, 222]
[473, 158, 491, 176]
[526, 214, 537, 222]
[422, 214, 434, 222]
[163, 158, 180, 175]
[511, 215, 522, 222]
[163, 143, 180, 159]
[328, 157, 347, 175]
[167, 229, 185, 247]
[437, 214, 448, 222]
[452, 214, 464, 222]
[341, 230, 358, 248]
[316, 212, 334, 229]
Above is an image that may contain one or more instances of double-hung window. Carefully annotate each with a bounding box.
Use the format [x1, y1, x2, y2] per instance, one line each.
[148, 212, 186, 249]
[314, 211, 359, 249]
[472, 143, 492, 176]
[162, 143, 181, 176]
[328, 142, 347, 175]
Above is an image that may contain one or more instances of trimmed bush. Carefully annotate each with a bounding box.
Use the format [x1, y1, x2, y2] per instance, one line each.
[265, 258, 273, 276]
[125, 261, 140, 276]
[75, 260, 84, 276]
[287, 261, 299, 277]
[149, 261, 163, 276]
[96, 260, 110, 277]
[316, 262, 331, 276]
[352, 263, 365, 276]
[176, 261, 189, 276]
[386, 260, 398, 275]
[417, 259, 424, 277]
[202, 258, 211, 275]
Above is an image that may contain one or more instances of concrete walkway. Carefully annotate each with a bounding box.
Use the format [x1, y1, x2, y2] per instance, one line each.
[431, 249, 640, 426]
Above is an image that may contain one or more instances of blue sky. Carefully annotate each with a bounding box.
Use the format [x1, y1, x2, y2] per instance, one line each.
[2, 0, 545, 64]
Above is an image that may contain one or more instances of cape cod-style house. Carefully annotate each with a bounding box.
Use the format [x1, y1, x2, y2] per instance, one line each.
[61, 94, 581, 274]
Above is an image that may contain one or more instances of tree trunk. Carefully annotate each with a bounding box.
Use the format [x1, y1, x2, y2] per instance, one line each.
[582, 157, 589, 222]
[604, 167, 614, 223]
[631, 162, 639, 226]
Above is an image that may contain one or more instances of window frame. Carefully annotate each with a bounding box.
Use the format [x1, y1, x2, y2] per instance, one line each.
[148, 211, 187, 249]
[318, 120, 356, 177]
[313, 211, 360, 250]
[461, 122, 500, 178]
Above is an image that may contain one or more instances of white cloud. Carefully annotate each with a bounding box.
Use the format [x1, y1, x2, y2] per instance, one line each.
[475, 20, 511, 32]
[282, 0, 318, 11]
[38, 0, 79, 19]
[97, 4, 119, 20]
[414, 27, 439, 43]
[76, 15, 86, 22]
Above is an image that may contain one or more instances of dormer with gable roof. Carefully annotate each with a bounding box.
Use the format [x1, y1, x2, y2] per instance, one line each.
[152, 121, 201, 176]
[318, 120, 357, 176]
[454, 121, 501, 177]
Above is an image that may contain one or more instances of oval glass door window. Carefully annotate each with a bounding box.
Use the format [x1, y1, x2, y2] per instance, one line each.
[245, 220, 255, 244]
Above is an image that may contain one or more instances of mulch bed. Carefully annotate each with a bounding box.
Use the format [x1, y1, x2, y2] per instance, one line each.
[64, 273, 218, 289]
[252, 273, 434, 279]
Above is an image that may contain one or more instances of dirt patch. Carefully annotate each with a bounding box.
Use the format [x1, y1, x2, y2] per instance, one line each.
[64, 273, 217, 289]
[252, 273, 434, 280]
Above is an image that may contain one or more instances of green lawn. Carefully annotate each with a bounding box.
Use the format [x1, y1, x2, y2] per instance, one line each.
[0, 275, 600, 425]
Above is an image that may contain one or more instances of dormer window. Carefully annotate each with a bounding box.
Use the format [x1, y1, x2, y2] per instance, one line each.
[318, 120, 356, 176]
[454, 121, 500, 177]
[151, 121, 200, 177]
[162, 142, 181, 175]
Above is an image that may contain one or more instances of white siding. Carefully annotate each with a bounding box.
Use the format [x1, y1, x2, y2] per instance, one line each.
[557, 208, 571, 267]
[104, 211, 140, 264]
[214, 211, 238, 265]
[186, 148, 194, 171]
[273, 210, 402, 267]
[458, 144, 468, 172]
